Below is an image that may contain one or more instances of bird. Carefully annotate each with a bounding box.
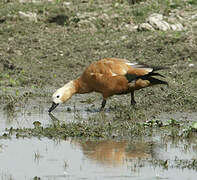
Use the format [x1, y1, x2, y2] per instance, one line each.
[48, 58, 168, 113]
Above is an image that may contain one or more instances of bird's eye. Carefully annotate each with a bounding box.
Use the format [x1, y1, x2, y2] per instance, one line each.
[57, 95, 60, 98]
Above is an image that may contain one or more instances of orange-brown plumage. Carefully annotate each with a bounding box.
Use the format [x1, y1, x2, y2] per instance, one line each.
[49, 58, 168, 112]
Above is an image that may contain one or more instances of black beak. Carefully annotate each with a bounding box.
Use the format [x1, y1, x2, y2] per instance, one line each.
[48, 102, 59, 113]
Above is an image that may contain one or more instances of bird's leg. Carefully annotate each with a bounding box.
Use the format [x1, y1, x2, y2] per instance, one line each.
[100, 99, 106, 111]
[130, 91, 136, 105]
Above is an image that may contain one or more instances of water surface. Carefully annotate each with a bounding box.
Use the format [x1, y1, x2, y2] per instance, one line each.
[0, 99, 197, 180]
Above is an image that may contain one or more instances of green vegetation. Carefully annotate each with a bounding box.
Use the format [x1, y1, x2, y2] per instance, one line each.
[1, 114, 196, 141]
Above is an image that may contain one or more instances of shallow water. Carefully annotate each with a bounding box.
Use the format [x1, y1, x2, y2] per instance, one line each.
[1, 137, 197, 180]
[1, 99, 197, 180]
[0, 96, 99, 132]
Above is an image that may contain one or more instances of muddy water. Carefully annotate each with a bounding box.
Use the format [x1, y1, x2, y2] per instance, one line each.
[1, 100, 197, 180]
[0, 95, 99, 132]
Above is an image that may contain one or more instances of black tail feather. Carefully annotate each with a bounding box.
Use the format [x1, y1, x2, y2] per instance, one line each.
[148, 72, 165, 78]
[125, 64, 169, 84]
[145, 76, 168, 86]
[125, 72, 167, 83]
[152, 66, 170, 71]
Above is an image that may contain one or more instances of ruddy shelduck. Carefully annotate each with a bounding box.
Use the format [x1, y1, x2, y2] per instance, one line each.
[49, 58, 168, 112]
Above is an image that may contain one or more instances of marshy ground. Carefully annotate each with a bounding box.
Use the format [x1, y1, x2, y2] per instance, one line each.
[0, 0, 197, 179]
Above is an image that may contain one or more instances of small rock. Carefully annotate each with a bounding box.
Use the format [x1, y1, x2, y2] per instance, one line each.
[191, 14, 197, 20]
[188, 63, 194, 67]
[63, 2, 72, 10]
[148, 13, 163, 22]
[138, 23, 155, 31]
[114, 3, 119, 8]
[8, 37, 14, 41]
[63, 2, 71, 6]
[140, 13, 185, 32]
[147, 13, 171, 31]
[170, 23, 184, 31]
[121, 35, 128, 40]
[19, 11, 37, 22]
[153, 20, 171, 31]
[192, 122, 197, 130]
[125, 24, 138, 32]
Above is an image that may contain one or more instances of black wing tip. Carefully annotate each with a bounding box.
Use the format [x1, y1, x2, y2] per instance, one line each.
[147, 77, 169, 86]
[152, 66, 170, 71]
[149, 72, 165, 78]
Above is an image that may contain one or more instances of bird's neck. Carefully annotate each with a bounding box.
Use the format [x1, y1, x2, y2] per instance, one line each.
[62, 78, 91, 101]
[65, 80, 79, 92]
[61, 80, 78, 102]
[73, 78, 91, 94]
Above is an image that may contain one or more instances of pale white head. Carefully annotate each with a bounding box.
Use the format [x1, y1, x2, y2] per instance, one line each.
[52, 87, 65, 104]
[48, 81, 76, 113]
